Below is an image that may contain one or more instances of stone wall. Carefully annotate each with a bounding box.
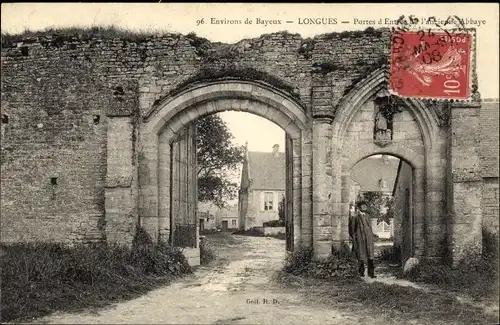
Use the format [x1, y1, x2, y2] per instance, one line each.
[448, 103, 484, 261]
[479, 99, 499, 235]
[482, 179, 499, 234]
[1, 27, 496, 264]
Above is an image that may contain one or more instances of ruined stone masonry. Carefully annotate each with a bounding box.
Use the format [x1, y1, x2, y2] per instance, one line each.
[1, 28, 498, 265]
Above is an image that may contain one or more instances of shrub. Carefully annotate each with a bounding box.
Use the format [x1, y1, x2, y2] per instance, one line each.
[0, 226, 192, 323]
[378, 245, 401, 264]
[283, 245, 314, 275]
[282, 244, 359, 280]
[263, 220, 284, 227]
[268, 233, 286, 240]
[200, 239, 217, 265]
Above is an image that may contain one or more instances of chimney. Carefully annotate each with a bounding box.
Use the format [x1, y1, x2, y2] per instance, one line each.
[272, 144, 279, 157]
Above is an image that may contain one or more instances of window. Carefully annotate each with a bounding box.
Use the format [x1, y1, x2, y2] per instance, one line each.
[264, 192, 274, 211]
[232, 220, 236, 226]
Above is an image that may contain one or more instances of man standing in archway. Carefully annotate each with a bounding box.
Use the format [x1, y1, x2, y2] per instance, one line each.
[349, 203, 376, 278]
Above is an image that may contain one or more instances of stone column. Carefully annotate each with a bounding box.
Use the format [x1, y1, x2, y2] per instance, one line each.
[447, 101, 483, 264]
[188, 123, 199, 250]
[292, 138, 303, 249]
[312, 117, 334, 258]
[340, 174, 352, 243]
[301, 128, 313, 247]
[158, 132, 172, 243]
[104, 116, 138, 246]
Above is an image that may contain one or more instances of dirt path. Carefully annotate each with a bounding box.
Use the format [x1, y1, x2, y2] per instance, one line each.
[37, 235, 390, 325]
[35, 234, 497, 325]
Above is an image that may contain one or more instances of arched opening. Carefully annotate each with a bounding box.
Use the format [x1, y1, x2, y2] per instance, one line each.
[134, 80, 309, 265]
[346, 153, 416, 266]
[170, 111, 289, 259]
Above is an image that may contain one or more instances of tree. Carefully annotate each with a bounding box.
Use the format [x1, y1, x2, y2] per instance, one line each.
[355, 191, 393, 224]
[383, 196, 395, 223]
[196, 114, 245, 208]
[278, 196, 286, 226]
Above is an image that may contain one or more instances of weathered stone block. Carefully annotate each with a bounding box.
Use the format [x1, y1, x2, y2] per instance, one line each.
[313, 214, 332, 227]
[313, 240, 332, 259]
[106, 117, 134, 188]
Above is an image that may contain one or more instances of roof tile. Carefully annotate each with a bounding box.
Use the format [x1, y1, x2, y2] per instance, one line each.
[247, 151, 286, 190]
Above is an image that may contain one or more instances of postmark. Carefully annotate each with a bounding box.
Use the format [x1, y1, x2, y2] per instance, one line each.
[389, 16, 474, 100]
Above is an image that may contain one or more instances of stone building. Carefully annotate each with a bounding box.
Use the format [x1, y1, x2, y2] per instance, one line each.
[238, 144, 286, 230]
[1, 27, 497, 264]
[217, 205, 239, 232]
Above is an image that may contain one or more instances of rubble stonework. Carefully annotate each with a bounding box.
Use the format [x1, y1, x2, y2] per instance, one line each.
[1, 28, 497, 264]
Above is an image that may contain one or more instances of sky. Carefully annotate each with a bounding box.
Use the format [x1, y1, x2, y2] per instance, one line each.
[2, 3, 498, 153]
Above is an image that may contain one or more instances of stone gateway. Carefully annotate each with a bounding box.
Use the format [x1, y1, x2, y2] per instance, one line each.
[1, 28, 498, 266]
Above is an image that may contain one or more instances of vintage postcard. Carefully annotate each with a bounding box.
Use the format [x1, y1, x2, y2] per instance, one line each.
[1, 3, 498, 325]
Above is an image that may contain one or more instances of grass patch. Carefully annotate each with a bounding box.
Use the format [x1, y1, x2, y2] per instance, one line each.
[200, 238, 217, 265]
[165, 66, 301, 101]
[0, 226, 192, 323]
[1, 25, 165, 47]
[399, 229, 499, 301]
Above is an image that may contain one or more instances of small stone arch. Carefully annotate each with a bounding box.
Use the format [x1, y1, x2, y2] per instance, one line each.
[343, 143, 424, 172]
[338, 144, 425, 246]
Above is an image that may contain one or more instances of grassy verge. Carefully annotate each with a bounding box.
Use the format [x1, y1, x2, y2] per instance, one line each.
[0, 227, 192, 323]
[399, 230, 499, 302]
[275, 274, 497, 325]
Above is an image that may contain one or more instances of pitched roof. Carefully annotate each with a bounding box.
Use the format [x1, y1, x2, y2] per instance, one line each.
[219, 204, 239, 218]
[247, 151, 286, 190]
[479, 98, 499, 178]
[350, 155, 399, 192]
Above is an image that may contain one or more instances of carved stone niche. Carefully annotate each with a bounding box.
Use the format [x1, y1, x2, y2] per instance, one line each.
[373, 90, 403, 148]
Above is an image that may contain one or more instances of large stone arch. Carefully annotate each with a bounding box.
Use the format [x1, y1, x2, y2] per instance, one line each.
[330, 68, 448, 260]
[133, 80, 310, 258]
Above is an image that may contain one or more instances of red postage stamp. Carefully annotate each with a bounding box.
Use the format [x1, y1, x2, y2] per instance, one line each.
[389, 30, 473, 100]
